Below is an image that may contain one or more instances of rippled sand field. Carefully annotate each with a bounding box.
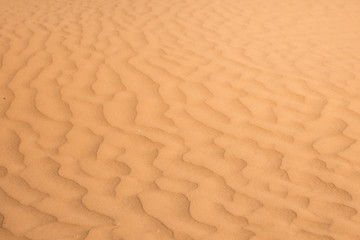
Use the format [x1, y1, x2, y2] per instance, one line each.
[1, 0, 360, 239]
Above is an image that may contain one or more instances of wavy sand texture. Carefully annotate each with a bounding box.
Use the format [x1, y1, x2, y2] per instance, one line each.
[1, 0, 360, 239]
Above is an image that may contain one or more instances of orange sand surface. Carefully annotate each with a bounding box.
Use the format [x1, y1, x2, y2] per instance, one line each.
[1, 0, 360, 239]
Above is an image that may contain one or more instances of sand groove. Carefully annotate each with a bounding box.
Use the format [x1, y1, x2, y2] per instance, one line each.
[1, 0, 360, 239]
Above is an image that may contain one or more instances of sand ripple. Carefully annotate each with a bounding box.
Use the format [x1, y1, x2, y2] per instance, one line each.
[1, 0, 360, 239]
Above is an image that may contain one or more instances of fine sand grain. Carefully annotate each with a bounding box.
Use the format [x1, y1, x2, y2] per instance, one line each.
[1, 0, 360, 239]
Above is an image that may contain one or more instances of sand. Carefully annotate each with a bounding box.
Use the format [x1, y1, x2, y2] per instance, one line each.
[1, 0, 360, 239]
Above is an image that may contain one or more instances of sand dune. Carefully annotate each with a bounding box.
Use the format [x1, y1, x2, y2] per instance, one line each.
[1, 0, 360, 239]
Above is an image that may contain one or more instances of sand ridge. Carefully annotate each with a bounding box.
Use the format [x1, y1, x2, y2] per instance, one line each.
[1, 0, 360, 239]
